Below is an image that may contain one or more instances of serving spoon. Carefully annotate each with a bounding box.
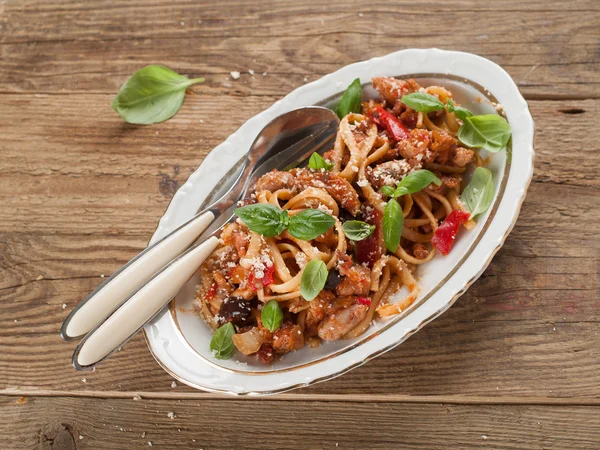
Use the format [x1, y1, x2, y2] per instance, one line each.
[62, 106, 339, 369]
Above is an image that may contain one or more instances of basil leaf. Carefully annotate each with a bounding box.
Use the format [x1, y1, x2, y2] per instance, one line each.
[209, 322, 235, 359]
[335, 78, 362, 119]
[234, 204, 288, 236]
[393, 169, 442, 197]
[445, 99, 473, 122]
[401, 92, 445, 113]
[342, 220, 375, 241]
[308, 152, 334, 171]
[261, 300, 283, 332]
[380, 185, 396, 197]
[383, 198, 404, 253]
[460, 167, 495, 218]
[300, 259, 328, 301]
[458, 114, 512, 152]
[111, 65, 205, 125]
[287, 209, 335, 240]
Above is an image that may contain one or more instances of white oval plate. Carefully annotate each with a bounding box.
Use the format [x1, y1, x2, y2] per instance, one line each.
[143, 48, 534, 395]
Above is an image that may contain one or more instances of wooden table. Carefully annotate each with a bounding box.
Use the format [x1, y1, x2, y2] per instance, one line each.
[1, 0, 599, 448]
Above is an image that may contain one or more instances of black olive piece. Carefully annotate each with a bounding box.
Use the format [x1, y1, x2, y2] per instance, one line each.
[218, 298, 253, 326]
[324, 269, 343, 291]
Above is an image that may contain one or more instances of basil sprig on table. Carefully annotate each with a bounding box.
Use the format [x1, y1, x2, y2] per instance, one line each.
[112, 65, 205, 125]
[234, 204, 335, 240]
[209, 322, 235, 359]
[380, 170, 442, 253]
[261, 300, 283, 332]
[342, 220, 375, 241]
[460, 167, 495, 218]
[400, 92, 511, 153]
[300, 259, 328, 301]
[335, 78, 362, 119]
[308, 152, 334, 171]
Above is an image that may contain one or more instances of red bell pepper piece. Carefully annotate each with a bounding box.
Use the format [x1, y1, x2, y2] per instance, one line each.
[206, 282, 218, 300]
[370, 105, 410, 141]
[247, 264, 275, 290]
[431, 210, 471, 255]
[357, 296, 372, 307]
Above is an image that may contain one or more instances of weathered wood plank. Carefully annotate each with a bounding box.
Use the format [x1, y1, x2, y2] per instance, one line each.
[0, 88, 599, 396]
[0, 96, 598, 235]
[0, 1, 598, 97]
[1, 291, 599, 396]
[2, 396, 599, 449]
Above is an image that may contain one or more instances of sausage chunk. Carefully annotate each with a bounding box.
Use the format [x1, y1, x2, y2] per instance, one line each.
[254, 170, 297, 193]
[291, 168, 361, 215]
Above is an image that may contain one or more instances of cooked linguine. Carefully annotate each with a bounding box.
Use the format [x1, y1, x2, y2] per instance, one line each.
[197, 77, 494, 363]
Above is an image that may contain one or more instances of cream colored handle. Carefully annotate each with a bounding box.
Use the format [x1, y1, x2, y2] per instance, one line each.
[75, 236, 220, 367]
[63, 210, 215, 339]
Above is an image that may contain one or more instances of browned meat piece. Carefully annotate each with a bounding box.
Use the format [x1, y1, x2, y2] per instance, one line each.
[322, 149, 336, 162]
[365, 160, 413, 190]
[318, 296, 369, 341]
[257, 343, 275, 364]
[361, 99, 384, 118]
[440, 174, 462, 189]
[304, 290, 334, 337]
[254, 169, 297, 193]
[453, 147, 474, 167]
[396, 128, 434, 166]
[231, 230, 249, 258]
[399, 108, 419, 128]
[427, 174, 462, 196]
[372, 77, 421, 107]
[291, 168, 361, 215]
[413, 243, 429, 260]
[430, 130, 456, 164]
[336, 264, 371, 297]
[272, 322, 304, 353]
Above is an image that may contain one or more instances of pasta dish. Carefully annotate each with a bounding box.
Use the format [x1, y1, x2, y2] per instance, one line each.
[196, 76, 510, 363]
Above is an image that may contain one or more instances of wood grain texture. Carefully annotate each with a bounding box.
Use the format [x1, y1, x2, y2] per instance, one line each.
[0, 1, 598, 98]
[1, 0, 600, 447]
[0, 2, 598, 399]
[2, 396, 600, 449]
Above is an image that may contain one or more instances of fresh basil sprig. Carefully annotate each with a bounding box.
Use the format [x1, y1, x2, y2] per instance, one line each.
[342, 220, 375, 241]
[383, 198, 403, 253]
[380, 170, 442, 198]
[392, 170, 441, 197]
[234, 204, 334, 240]
[287, 209, 335, 240]
[458, 115, 512, 153]
[300, 259, 328, 301]
[380, 170, 441, 253]
[446, 99, 473, 121]
[112, 65, 205, 125]
[210, 322, 235, 359]
[460, 167, 495, 218]
[261, 300, 283, 332]
[400, 92, 511, 152]
[234, 204, 289, 237]
[308, 152, 333, 171]
[335, 78, 362, 119]
[401, 92, 445, 113]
